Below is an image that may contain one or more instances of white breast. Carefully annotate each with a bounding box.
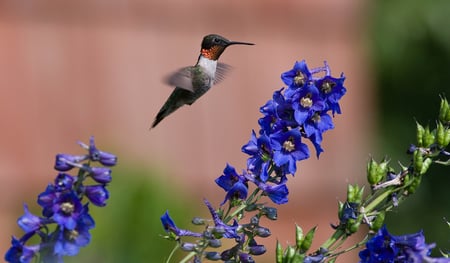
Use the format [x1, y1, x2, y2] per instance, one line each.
[197, 56, 217, 81]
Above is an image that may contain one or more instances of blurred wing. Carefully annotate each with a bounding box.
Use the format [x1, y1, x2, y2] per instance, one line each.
[165, 67, 194, 92]
[214, 63, 232, 85]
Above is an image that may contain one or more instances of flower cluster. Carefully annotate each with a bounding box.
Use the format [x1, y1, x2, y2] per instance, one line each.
[239, 60, 346, 203]
[359, 226, 449, 263]
[160, 60, 346, 262]
[5, 136, 117, 263]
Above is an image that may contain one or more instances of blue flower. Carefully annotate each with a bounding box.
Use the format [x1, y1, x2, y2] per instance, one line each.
[4, 236, 40, 263]
[316, 74, 346, 115]
[54, 154, 87, 172]
[204, 199, 239, 239]
[87, 167, 112, 184]
[54, 173, 75, 192]
[215, 164, 248, 205]
[258, 89, 296, 134]
[53, 208, 95, 257]
[290, 84, 325, 125]
[281, 60, 312, 88]
[78, 136, 117, 166]
[257, 182, 289, 205]
[160, 211, 202, 237]
[242, 131, 272, 182]
[51, 192, 83, 230]
[359, 226, 449, 263]
[270, 129, 310, 175]
[83, 185, 109, 207]
[17, 204, 43, 233]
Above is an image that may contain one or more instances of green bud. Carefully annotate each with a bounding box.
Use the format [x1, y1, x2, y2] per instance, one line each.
[413, 149, 423, 174]
[367, 158, 383, 185]
[420, 157, 432, 175]
[355, 186, 365, 203]
[416, 122, 425, 147]
[439, 97, 450, 123]
[276, 240, 283, 263]
[347, 217, 361, 234]
[436, 122, 446, 147]
[286, 246, 295, 261]
[406, 175, 422, 194]
[444, 128, 450, 146]
[295, 224, 303, 248]
[300, 226, 317, 252]
[370, 211, 385, 232]
[292, 254, 304, 263]
[347, 184, 364, 203]
[423, 125, 435, 147]
[347, 184, 356, 202]
[337, 201, 344, 219]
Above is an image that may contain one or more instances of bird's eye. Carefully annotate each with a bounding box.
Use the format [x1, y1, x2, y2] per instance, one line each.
[213, 38, 220, 43]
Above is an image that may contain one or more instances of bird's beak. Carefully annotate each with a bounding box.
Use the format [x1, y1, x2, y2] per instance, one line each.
[227, 41, 255, 46]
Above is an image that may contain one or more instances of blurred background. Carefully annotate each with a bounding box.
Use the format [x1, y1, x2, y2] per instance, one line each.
[0, 0, 448, 262]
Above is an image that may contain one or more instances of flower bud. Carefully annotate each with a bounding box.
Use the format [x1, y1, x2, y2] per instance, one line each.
[205, 251, 221, 260]
[180, 242, 196, 251]
[436, 122, 448, 148]
[407, 176, 422, 194]
[255, 226, 271, 237]
[438, 97, 450, 123]
[261, 207, 277, 220]
[413, 150, 424, 174]
[300, 226, 316, 252]
[370, 211, 385, 232]
[239, 253, 255, 263]
[276, 241, 283, 263]
[208, 239, 221, 248]
[249, 245, 266, 255]
[423, 126, 435, 147]
[250, 215, 259, 225]
[191, 217, 205, 225]
[416, 122, 425, 147]
[295, 224, 303, 248]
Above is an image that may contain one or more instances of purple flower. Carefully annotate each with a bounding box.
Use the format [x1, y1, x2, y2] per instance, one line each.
[52, 192, 83, 230]
[290, 84, 325, 125]
[281, 60, 312, 88]
[78, 136, 117, 166]
[17, 204, 43, 233]
[257, 182, 289, 205]
[53, 210, 95, 257]
[54, 173, 75, 192]
[37, 184, 59, 218]
[359, 226, 449, 263]
[160, 211, 202, 237]
[204, 199, 239, 239]
[259, 89, 296, 134]
[242, 131, 272, 182]
[4, 236, 40, 263]
[270, 129, 310, 174]
[87, 167, 112, 184]
[83, 185, 109, 207]
[54, 154, 88, 172]
[215, 164, 248, 205]
[316, 74, 346, 115]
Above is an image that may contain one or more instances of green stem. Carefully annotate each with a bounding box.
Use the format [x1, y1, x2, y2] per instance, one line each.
[321, 229, 346, 250]
[165, 244, 180, 263]
[179, 252, 196, 263]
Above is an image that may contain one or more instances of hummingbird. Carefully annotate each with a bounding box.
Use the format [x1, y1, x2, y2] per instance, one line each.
[151, 34, 254, 128]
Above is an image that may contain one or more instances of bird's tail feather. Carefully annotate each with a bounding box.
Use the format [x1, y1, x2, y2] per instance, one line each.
[151, 89, 189, 129]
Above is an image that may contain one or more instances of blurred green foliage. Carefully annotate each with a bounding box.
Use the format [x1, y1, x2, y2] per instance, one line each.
[65, 164, 200, 263]
[371, 0, 450, 254]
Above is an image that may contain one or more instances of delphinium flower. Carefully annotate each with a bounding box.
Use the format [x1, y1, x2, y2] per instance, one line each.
[161, 60, 346, 262]
[5, 136, 117, 263]
[359, 226, 449, 263]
